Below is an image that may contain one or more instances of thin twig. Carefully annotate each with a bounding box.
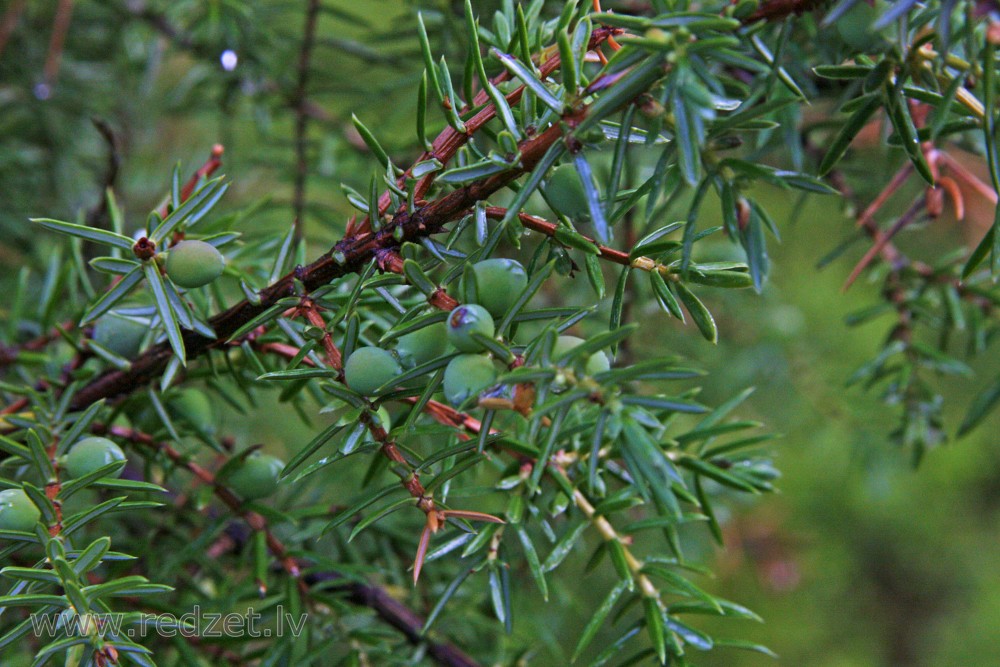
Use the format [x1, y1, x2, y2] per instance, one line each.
[40, 0, 74, 98]
[844, 196, 928, 290]
[96, 422, 481, 667]
[485, 207, 631, 265]
[354, 27, 623, 235]
[85, 119, 122, 229]
[158, 144, 225, 220]
[0, 0, 26, 61]
[746, 0, 827, 22]
[0, 320, 75, 368]
[297, 297, 342, 370]
[69, 120, 572, 409]
[292, 0, 321, 243]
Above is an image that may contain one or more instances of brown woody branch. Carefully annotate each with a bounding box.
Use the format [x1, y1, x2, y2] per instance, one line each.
[484, 207, 632, 266]
[746, 0, 828, 22]
[308, 570, 481, 667]
[69, 119, 570, 410]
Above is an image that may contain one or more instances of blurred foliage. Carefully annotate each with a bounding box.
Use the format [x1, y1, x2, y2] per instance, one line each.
[0, 0, 998, 666]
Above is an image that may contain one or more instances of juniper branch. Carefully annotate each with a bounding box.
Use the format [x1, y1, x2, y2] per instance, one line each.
[96, 422, 482, 667]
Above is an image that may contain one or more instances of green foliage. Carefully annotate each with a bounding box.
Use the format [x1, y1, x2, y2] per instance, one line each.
[553, 334, 612, 375]
[0, 0, 997, 665]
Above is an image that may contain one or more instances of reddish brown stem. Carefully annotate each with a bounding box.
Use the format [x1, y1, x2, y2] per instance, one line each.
[298, 298, 342, 370]
[355, 27, 622, 235]
[44, 436, 63, 537]
[70, 119, 569, 410]
[484, 207, 632, 266]
[844, 197, 928, 290]
[379, 250, 461, 310]
[97, 422, 480, 667]
[41, 0, 74, 96]
[158, 144, 225, 220]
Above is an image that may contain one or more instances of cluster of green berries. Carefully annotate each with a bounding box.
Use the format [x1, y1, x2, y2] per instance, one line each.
[441, 258, 530, 405]
[552, 335, 611, 375]
[1, 436, 129, 532]
[341, 258, 611, 410]
[342, 259, 526, 407]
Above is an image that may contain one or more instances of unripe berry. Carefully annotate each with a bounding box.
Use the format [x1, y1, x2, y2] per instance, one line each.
[165, 240, 225, 288]
[443, 354, 497, 406]
[446, 305, 495, 353]
[0, 489, 40, 532]
[227, 452, 284, 500]
[344, 347, 403, 395]
[129, 404, 159, 434]
[169, 389, 215, 435]
[544, 165, 590, 220]
[645, 28, 670, 43]
[130, 390, 214, 435]
[462, 259, 528, 317]
[64, 437, 127, 479]
[552, 335, 611, 376]
[395, 322, 449, 368]
[92, 312, 148, 359]
[586, 349, 611, 375]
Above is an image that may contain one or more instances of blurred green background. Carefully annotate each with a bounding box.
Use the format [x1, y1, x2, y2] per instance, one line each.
[2, 1, 998, 665]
